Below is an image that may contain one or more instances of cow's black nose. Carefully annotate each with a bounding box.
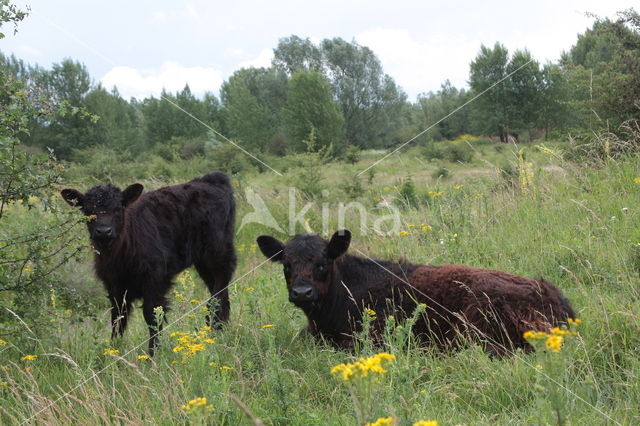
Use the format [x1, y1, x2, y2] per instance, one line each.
[292, 287, 313, 299]
[290, 284, 316, 302]
[95, 225, 114, 238]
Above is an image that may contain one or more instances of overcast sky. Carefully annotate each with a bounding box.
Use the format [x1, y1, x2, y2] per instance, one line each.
[1, 0, 635, 101]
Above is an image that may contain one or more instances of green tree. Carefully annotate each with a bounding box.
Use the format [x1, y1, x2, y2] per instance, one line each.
[83, 86, 145, 154]
[417, 80, 470, 141]
[273, 35, 323, 74]
[504, 49, 543, 137]
[284, 70, 344, 152]
[468, 43, 510, 140]
[142, 85, 209, 148]
[220, 67, 288, 150]
[24, 59, 94, 158]
[321, 37, 407, 148]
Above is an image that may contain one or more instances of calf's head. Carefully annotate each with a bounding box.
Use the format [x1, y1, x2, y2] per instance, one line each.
[257, 230, 351, 308]
[61, 183, 144, 249]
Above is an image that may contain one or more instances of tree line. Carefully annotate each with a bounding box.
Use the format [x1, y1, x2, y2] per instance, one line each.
[1, 8, 638, 163]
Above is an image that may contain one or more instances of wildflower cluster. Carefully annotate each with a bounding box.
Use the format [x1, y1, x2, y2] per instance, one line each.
[103, 349, 120, 356]
[330, 353, 396, 381]
[366, 417, 394, 426]
[180, 396, 213, 414]
[20, 355, 37, 361]
[170, 326, 215, 363]
[364, 417, 438, 426]
[523, 320, 581, 353]
[399, 223, 434, 237]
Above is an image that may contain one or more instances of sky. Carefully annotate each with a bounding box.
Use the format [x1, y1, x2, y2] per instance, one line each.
[1, 0, 636, 101]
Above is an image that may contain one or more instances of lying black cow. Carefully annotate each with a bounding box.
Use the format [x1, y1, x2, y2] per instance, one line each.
[257, 230, 574, 356]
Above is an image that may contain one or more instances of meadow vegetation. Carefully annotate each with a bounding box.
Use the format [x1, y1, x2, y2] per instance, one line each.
[1, 136, 639, 424]
[1, 2, 640, 424]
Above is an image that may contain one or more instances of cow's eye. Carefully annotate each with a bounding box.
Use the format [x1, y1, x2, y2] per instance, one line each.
[315, 263, 328, 280]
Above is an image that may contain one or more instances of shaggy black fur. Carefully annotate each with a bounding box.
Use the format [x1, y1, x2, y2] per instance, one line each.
[62, 172, 236, 355]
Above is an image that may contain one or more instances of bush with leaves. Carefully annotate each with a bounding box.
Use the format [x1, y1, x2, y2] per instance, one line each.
[0, 4, 86, 336]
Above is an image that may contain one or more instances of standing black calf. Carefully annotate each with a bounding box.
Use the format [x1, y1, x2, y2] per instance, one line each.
[61, 171, 236, 355]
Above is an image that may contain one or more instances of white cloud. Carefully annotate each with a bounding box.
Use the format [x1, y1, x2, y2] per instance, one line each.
[227, 47, 247, 58]
[356, 29, 479, 99]
[16, 44, 43, 58]
[100, 62, 224, 99]
[151, 10, 167, 23]
[237, 48, 274, 69]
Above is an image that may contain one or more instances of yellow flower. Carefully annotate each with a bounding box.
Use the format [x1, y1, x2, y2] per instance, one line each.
[330, 352, 396, 381]
[453, 184, 464, 190]
[201, 325, 212, 332]
[545, 335, 564, 353]
[64, 309, 73, 315]
[261, 324, 275, 329]
[330, 363, 354, 381]
[634, 177, 640, 184]
[363, 308, 377, 319]
[421, 225, 433, 232]
[0, 339, 7, 345]
[0, 382, 7, 388]
[535, 364, 544, 370]
[567, 318, 582, 325]
[137, 355, 150, 360]
[173, 346, 185, 353]
[174, 292, 185, 301]
[244, 287, 254, 292]
[103, 349, 119, 356]
[180, 397, 213, 412]
[407, 224, 415, 228]
[413, 421, 438, 426]
[20, 355, 37, 361]
[220, 365, 233, 371]
[399, 230, 410, 236]
[366, 417, 395, 426]
[523, 330, 549, 340]
[209, 362, 218, 367]
[203, 339, 215, 344]
[189, 299, 201, 305]
[186, 344, 205, 355]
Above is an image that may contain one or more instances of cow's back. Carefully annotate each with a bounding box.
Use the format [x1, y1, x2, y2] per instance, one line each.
[124, 172, 235, 273]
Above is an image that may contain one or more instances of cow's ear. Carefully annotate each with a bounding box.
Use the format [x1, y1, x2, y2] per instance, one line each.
[257, 235, 284, 262]
[122, 183, 144, 207]
[60, 189, 84, 207]
[327, 229, 351, 259]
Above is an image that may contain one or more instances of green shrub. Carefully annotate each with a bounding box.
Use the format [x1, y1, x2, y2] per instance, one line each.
[207, 143, 253, 176]
[343, 145, 361, 164]
[340, 175, 365, 199]
[422, 142, 445, 160]
[397, 177, 419, 209]
[432, 166, 450, 179]
[444, 142, 474, 163]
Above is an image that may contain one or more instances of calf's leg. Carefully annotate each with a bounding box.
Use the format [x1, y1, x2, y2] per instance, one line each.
[195, 249, 236, 327]
[142, 294, 169, 356]
[110, 293, 132, 339]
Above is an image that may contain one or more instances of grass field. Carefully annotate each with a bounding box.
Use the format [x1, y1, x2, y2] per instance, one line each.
[1, 140, 639, 425]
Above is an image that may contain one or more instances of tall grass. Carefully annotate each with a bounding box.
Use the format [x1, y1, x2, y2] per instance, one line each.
[1, 145, 639, 424]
